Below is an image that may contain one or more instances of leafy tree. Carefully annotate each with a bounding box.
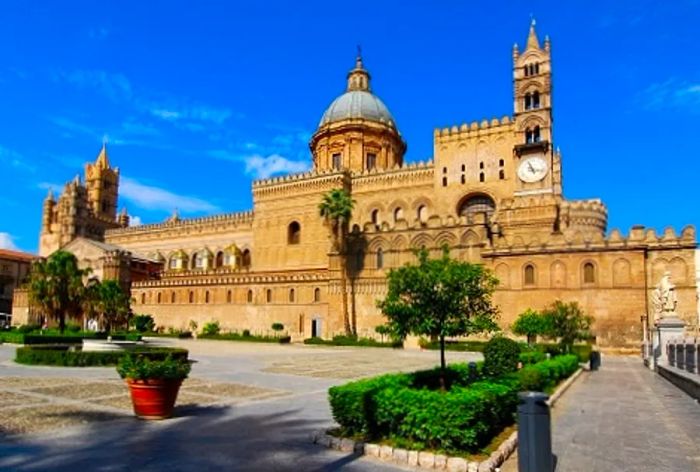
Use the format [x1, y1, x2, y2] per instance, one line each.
[27, 250, 88, 334]
[96, 280, 132, 332]
[271, 322, 284, 332]
[319, 188, 355, 335]
[542, 300, 593, 353]
[130, 314, 156, 333]
[511, 308, 549, 346]
[378, 249, 499, 387]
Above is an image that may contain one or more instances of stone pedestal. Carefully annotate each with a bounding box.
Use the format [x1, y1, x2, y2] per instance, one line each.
[653, 317, 686, 369]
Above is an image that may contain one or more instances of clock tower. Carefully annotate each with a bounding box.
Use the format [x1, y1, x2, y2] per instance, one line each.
[512, 20, 561, 197]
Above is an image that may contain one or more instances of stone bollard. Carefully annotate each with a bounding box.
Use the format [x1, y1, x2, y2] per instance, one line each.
[517, 392, 553, 472]
[685, 342, 696, 374]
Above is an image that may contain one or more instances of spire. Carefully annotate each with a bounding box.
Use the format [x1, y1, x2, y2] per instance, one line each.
[96, 140, 110, 169]
[46, 187, 55, 202]
[346, 46, 371, 92]
[526, 18, 540, 50]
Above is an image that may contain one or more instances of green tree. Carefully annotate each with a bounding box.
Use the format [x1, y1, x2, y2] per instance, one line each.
[319, 188, 355, 335]
[378, 249, 499, 387]
[511, 308, 549, 346]
[96, 280, 132, 332]
[542, 300, 593, 353]
[27, 250, 88, 334]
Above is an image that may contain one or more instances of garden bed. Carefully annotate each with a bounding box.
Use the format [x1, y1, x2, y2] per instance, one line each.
[325, 355, 580, 458]
[304, 335, 402, 348]
[0, 330, 141, 345]
[419, 339, 593, 362]
[15, 345, 188, 367]
[199, 333, 291, 344]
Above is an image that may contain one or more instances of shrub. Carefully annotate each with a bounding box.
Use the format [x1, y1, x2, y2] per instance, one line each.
[66, 323, 82, 333]
[410, 362, 484, 390]
[519, 351, 547, 365]
[17, 324, 41, 334]
[517, 354, 580, 392]
[117, 354, 191, 380]
[198, 331, 291, 344]
[202, 321, 221, 336]
[304, 336, 401, 348]
[242, 329, 251, 337]
[130, 314, 155, 333]
[418, 338, 488, 352]
[511, 309, 549, 345]
[271, 323, 284, 332]
[483, 336, 521, 378]
[15, 346, 188, 367]
[535, 343, 592, 363]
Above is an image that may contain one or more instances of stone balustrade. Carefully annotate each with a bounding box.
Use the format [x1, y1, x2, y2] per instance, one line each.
[667, 338, 699, 375]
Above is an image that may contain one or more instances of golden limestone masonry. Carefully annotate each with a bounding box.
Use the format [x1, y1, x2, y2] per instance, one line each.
[15, 22, 697, 349]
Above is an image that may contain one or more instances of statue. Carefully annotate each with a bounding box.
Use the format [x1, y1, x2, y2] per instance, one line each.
[651, 271, 678, 321]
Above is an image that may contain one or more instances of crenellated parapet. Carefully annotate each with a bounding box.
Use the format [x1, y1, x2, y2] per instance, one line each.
[351, 160, 434, 190]
[487, 224, 697, 255]
[252, 169, 349, 199]
[434, 116, 514, 143]
[560, 199, 608, 235]
[106, 210, 254, 237]
[132, 268, 329, 289]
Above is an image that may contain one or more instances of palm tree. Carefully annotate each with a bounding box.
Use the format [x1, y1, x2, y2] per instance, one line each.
[27, 250, 87, 334]
[319, 188, 355, 336]
[96, 280, 132, 332]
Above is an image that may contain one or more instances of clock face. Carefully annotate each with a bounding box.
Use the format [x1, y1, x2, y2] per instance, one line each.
[517, 156, 548, 183]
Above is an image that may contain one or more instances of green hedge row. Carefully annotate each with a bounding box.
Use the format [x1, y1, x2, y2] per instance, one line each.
[328, 354, 580, 454]
[0, 331, 142, 345]
[419, 338, 593, 363]
[418, 338, 488, 352]
[199, 333, 291, 344]
[304, 335, 402, 348]
[15, 346, 188, 367]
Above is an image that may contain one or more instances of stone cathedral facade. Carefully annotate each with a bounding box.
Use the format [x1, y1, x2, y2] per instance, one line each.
[18, 23, 697, 349]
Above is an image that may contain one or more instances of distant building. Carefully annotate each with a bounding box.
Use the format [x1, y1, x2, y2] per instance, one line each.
[13, 22, 698, 349]
[0, 249, 36, 315]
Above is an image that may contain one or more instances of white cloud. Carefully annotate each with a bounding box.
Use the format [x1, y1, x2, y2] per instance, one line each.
[120, 176, 220, 214]
[0, 232, 18, 250]
[641, 78, 700, 111]
[0, 145, 35, 173]
[244, 154, 310, 179]
[129, 215, 143, 227]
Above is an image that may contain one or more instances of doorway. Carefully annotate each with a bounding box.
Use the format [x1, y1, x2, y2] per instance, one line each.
[311, 318, 322, 338]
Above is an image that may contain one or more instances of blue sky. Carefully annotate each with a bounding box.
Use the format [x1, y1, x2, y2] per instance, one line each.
[0, 1, 698, 253]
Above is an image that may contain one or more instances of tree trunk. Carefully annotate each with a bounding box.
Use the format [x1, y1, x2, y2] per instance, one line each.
[439, 334, 446, 390]
[58, 311, 65, 334]
[336, 223, 352, 337]
[527, 334, 536, 346]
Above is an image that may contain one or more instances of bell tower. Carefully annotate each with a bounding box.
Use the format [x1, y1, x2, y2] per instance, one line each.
[512, 20, 561, 197]
[85, 143, 119, 221]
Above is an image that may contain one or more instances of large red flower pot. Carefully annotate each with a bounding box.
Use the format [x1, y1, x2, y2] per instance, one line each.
[126, 378, 183, 420]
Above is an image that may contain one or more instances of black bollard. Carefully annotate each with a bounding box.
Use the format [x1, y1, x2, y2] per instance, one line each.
[589, 351, 601, 371]
[518, 392, 553, 472]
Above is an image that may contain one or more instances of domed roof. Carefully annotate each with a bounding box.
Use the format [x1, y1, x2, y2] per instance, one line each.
[319, 91, 396, 128]
[317, 53, 398, 130]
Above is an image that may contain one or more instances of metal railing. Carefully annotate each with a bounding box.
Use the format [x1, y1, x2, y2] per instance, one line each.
[666, 338, 699, 375]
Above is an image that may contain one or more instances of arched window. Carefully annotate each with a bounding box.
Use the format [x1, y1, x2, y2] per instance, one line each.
[524, 93, 532, 110]
[525, 128, 533, 144]
[533, 126, 541, 142]
[242, 249, 251, 268]
[458, 194, 496, 221]
[194, 252, 204, 269]
[499, 169, 505, 180]
[535, 63, 540, 74]
[205, 291, 210, 304]
[532, 91, 540, 109]
[442, 177, 447, 187]
[479, 172, 485, 182]
[417, 205, 428, 223]
[393, 207, 404, 222]
[189, 291, 194, 303]
[355, 250, 364, 271]
[461, 174, 466, 184]
[371, 209, 379, 225]
[247, 289, 253, 303]
[157, 292, 162, 304]
[524, 264, 536, 286]
[289, 288, 295, 303]
[141, 293, 145, 304]
[215, 251, 224, 268]
[266, 289, 272, 303]
[171, 292, 176, 304]
[332, 153, 342, 169]
[288, 221, 301, 245]
[583, 262, 596, 284]
[479, 161, 484, 169]
[499, 159, 504, 167]
[227, 290, 232, 303]
[169, 258, 177, 270]
[366, 153, 376, 170]
[314, 287, 321, 302]
[377, 248, 384, 269]
[523, 65, 529, 76]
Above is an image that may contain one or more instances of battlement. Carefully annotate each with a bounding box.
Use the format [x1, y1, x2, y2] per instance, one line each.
[132, 268, 328, 288]
[105, 210, 254, 236]
[434, 116, 514, 141]
[252, 168, 344, 189]
[561, 198, 607, 214]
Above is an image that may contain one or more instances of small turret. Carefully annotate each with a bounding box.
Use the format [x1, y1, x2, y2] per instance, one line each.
[346, 46, 371, 92]
[118, 207, 130, 227]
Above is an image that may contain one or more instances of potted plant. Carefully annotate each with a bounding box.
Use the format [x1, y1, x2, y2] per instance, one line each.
[117, 354, 191, 420]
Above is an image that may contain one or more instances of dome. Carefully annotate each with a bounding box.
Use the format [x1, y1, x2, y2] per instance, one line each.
[319, 90, 397, 128]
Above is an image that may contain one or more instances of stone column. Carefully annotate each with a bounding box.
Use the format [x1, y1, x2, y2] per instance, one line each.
[653, 317, 686, 368]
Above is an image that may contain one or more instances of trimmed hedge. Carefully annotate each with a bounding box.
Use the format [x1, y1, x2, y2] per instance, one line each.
[0, 331, 26, 344]
[304, 335, 402, 348]
[15, 346, 188, 367]
[535, 343, 593, 363]
[0, 330, 142, 345]
[199, 332, 291, 344]
[519, 351, 547, 365]
[420, 338, 593, 363]
[329, 354, 580, 454]
[419, 338, 488, 352]
[483, 337, 521, 378]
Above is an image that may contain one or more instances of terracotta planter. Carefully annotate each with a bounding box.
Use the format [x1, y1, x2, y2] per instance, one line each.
[126, 378, 183, 420]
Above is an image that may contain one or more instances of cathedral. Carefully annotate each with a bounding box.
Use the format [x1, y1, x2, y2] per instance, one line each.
[14, 22, 698, 349]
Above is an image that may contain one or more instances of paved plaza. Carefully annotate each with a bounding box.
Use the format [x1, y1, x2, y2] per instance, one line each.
[1, 342, 700, 471]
